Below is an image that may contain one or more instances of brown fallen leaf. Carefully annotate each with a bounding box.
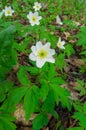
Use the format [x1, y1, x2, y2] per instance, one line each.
[65, 58, 85, 67]
[64, 32, 71, 40]
[13, 104, 37, 126]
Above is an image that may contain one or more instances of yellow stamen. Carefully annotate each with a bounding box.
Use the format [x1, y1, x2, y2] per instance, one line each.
[32, 16, 37, 22]
[38, 49, 48, 59]
[7, 10, 11, 14]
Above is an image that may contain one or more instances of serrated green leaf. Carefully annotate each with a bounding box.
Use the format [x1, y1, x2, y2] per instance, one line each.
[64, 44, 75, 57]
[42, 90, 55, 113]
[76, 27, 86, 49]
[24, 86, 40, 120]
[51, 77, 66, 85]
[56, 54, 66, 71]
[0, 25, 16, 79]
[27, 66, 39, 75]
[0, 114, 16, 130]
[51, 85, 71, 110]
[8, 87, 28, 106]
[33, 114, 48, 130]
[73, 112, 86, 128]
[40, 82, 49, 101]
[17, 66, 30, 86]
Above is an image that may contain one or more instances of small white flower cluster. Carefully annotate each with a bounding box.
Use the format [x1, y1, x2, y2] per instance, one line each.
[28, 2, 66, 68]
[0, 6, 14, 18]
[27, 2, 42, 26]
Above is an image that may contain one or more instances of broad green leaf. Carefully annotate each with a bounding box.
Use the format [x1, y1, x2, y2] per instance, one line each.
[8, 87, 28, 106]
[51, 85, 71, 110]
[0, 114, 16, 130]
[40, 82, 49, 101]
[24, 86, 40, 120]
[17, 66, 30, 86]
[73, 112, 86, 128]
[51, 77, 66, 85]
[0, 80, 14, 102]
[26, 66, 39, 75]
[42, 90, 55, 113]
[0, 25, 16, 79]
[33, 114, 48, 130]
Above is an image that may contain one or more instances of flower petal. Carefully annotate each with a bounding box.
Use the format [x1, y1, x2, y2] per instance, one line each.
[56, 15, 63, 25]
[29, 53, 36, 61]
[38, 16, 42, 20]
[36, 58, 46, 68]
[49, 49, 55, 55]
[36, 21, 40, 25]
[27, 11, 32, 19]
[44, 42, 50, 48]
[36, 41, 43, 50]
[47, 57, 55, 63]
[60, 46, 65, 49]
[31, 46, 37, 55]
[62, 41, 65, 45]
[58, 37, 61, 42]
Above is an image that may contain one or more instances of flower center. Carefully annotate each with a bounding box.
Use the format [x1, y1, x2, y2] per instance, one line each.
[32, 16, 37, 22]
[36, 5, 40, 8]
[7, 10, 11, 14]
[58, 42, 62, 47]
[38, 49, 48, 59]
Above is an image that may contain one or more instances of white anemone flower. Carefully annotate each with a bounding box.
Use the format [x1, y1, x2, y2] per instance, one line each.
[3, 6, 14, 16]
[27, 11, 42, 26]
[56, 15, 63, 25]
[33, 2, 42, 11]
[57, 37, 65, 49]
[29, 41, 55, 68]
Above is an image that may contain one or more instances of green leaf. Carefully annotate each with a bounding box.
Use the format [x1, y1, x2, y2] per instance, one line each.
[11, 48, 18, 65]
[24, 86, 40, 120]
[51, 85, 71, 110]
[17, 66, 30, 86]
[80, 50, 86, 55]
[33, 114, 48, 130]
[26, 66, 39, 75]
[83, 102, 86, 114]
[67, 127, 84, 130]
[73, 112, 86, 128]
[0, 25, 16, 49]
[51, 77, 66, 85]
[8, 87, 28, 106]
[0, 80, 14, 102]
[39, 29, 57, 48]
[42, 90, 55, 113]
[0, 121, 4, 130]
[64, 44, 75, 57]
[0, 114, 16, 130]
[56, 54, 66, 71]
[0, 25, 16, 79]
[40, 82, 49, 101]
[76, 27, 86, 49]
